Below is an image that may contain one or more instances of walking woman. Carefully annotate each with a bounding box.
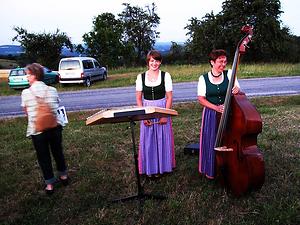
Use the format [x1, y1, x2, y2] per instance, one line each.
[21, 63, 69, 195]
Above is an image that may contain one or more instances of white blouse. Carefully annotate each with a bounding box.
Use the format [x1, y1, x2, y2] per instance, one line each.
[21, 81, 64, 137]
[197, 69, 240, 96]
[136, 70, 173, 92]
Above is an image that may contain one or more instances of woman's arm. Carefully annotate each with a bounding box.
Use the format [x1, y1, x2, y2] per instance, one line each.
[159, 91, 173, 124]
[136, 91, 143, 107]
[228, 69, 240, 94]
[198, 96, 224, 113]
[136, 91, 152, 126]
[23, 107, 28, 116]
[165, 91, 173, 109]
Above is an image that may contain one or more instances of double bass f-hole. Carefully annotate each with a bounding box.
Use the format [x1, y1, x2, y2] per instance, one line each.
[234, 140, 243, 160]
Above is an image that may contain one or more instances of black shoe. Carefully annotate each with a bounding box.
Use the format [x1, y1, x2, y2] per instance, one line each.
[59, 177, 69, 186]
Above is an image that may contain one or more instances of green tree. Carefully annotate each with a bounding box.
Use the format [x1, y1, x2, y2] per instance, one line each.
[119, 3, 160, 65]
[82, 13, 128, 67]
[166, 41, 186, 64]
[185, 12, 221, 63]
[12, 27, 72, 69]
[283, 34, 300, 62]
[185, 0, 295, 62]
[220, 0, 290, 62]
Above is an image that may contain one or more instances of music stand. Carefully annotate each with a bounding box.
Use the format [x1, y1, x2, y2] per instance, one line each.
[86, 106, 178, 202]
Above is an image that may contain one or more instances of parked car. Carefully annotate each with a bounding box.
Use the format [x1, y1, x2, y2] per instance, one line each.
[8, 67, 59, 89]
[58, 57, 107, 87]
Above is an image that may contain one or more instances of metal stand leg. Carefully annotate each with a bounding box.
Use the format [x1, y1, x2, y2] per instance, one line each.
[112, 119, 166, 202]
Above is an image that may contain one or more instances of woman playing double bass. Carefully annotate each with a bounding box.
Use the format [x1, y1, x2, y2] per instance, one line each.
[197, 49, 240, 179]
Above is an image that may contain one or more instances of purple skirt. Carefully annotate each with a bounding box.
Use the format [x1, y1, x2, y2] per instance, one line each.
[199, 107, 218, 178]
[138, 98, 175, 175]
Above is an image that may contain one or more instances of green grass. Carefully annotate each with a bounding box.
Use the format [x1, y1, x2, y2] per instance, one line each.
[1, 63, 300, 96]
[0, 95, 299, 225]
[0, 59, 19, 69]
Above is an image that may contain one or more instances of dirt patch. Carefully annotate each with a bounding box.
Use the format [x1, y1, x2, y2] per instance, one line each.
[107, 73, 134, 80]
[0, 69, 10, 78]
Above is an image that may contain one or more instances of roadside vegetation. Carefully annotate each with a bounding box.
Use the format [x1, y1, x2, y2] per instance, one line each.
[0, 95, 299, 225]
[0, 58, 19, 69]
[1, 62, 300, 96]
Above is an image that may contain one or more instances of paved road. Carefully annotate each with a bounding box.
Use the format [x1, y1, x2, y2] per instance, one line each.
[1, 76, 299, 118]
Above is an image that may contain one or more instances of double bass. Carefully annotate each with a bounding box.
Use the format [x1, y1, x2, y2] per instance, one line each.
[214, 25, 265, 196]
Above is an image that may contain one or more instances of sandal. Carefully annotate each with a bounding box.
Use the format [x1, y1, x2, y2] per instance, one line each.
[59, 176, 69, 186]
[45, 184, 54, 195]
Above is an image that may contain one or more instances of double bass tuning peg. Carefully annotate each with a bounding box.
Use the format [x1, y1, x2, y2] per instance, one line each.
[239, 36, 252, 53]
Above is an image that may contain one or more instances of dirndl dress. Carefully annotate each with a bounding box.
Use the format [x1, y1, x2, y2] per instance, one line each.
[138, 98, 175, 175]
[199, 107, 218, 178]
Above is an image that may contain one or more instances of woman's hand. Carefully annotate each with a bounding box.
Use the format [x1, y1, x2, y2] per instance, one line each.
[159, 117, 168, 125]
[143, 120, 152, 126]
[232, 85, 240, 95]
[216, 104, 224, 113]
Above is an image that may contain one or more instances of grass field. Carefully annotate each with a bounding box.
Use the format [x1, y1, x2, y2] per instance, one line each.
[1, 63, 300, 96]
[0, 59, 19, 69]
[0, 95, 299, 225]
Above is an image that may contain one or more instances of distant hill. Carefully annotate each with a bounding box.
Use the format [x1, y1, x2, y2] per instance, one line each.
[154, 42, 172, 55]
[0, 42, 176, 57]
[0, 45, 24, 56]
[0, 45, 79, 57]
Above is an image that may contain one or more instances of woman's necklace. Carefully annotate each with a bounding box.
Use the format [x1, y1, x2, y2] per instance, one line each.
[211, 71, 222, 78]
[147, 72, 158, 82]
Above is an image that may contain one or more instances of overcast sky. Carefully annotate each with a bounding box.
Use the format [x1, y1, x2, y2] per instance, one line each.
[1, 0, 299, 45]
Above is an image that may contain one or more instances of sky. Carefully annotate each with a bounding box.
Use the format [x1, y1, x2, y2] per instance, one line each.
[1, 0, 299, 45]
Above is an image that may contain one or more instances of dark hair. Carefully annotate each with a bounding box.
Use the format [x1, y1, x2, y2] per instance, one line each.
[26, 63, 44, 81]
[146, 50, 162, 65]
[208, 49, 227, 67]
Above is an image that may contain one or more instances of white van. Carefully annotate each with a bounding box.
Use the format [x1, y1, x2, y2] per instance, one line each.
[58, 57, 107, 87]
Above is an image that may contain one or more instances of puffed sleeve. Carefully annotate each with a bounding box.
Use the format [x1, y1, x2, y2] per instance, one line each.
[197, 75, 206, 96]
[136, 74, 143, 91]
[21, 90, 26, 107]
[227, 69, 240, 88]
[164, 72, 173, 92]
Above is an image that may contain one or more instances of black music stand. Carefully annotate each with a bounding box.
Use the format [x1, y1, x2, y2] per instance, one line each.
[86, 107, 178, 203]
[112, 117, 166, 203]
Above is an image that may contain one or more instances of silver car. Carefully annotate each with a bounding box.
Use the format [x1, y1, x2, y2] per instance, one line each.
[58, 57, 107, 87]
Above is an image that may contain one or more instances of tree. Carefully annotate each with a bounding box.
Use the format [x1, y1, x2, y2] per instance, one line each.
[166, 41, 186, 64]
[219, 0, 290, 62]
[74, 44, 85, 55]
[185, 0, 296, 62]
[82, 13, 129, 67]
[12, 27, 72, 69]
[185, 12, 221, 63]
[119, 3, 160, 65]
